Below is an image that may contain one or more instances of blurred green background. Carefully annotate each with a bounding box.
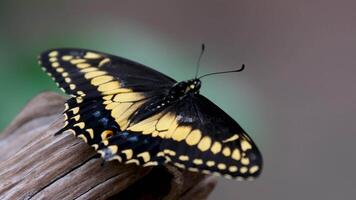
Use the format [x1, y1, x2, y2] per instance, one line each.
[1, 1, 356, 200]
[0, 1, 262, 134]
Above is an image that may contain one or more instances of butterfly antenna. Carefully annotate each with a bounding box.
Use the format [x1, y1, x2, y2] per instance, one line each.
[198, 64, 245, 79]
[195, 43, 205, 78]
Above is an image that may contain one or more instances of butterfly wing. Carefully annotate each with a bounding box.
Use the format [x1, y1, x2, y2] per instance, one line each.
[39, 48, 176, 164]
[39, 48, 262, 179]
[123, 94, 263, 179]
[39, 48, 175, 98]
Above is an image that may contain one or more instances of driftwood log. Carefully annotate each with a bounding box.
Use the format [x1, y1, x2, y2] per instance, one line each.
[0, 92, 217, 200]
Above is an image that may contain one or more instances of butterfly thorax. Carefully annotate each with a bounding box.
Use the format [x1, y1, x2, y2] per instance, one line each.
[129, 79, 201, 125]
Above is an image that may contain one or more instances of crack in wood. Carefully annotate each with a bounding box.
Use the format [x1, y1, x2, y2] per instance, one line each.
[28, 155, 97, 200]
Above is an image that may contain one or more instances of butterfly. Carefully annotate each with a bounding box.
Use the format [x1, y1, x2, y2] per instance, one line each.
[38, 48, 263, 180]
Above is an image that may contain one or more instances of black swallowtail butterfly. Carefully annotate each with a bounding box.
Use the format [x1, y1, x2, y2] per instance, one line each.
[38, 48, 262, 180]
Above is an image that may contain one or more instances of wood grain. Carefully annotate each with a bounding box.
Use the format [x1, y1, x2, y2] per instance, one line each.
[0, 92, 217, 200]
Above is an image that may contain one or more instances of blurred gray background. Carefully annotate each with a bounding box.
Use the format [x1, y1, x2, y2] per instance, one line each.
[0, 0, 355, 199]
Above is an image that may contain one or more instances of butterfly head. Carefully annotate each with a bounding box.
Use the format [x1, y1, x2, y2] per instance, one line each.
[171, 79, 201, 96]
[186, 79, 201, 93]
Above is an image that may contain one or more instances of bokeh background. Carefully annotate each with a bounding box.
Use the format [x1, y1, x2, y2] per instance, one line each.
[1, 0, 355, 199]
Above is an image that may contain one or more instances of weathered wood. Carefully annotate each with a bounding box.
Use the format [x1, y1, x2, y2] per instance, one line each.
[0, 92, 217, 200]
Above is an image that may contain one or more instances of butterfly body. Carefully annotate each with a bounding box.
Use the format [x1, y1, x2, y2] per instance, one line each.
[39, 48, 263, 180]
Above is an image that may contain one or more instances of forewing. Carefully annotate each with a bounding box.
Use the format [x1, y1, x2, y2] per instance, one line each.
[39, 48, 175, 98]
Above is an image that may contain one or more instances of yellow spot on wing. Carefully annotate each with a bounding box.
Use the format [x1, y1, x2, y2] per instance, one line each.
[211, 141, 222, 154]
[240, 167, 248, 174]
[143, 161, 158, 167]
[241, 157, 250, 165]
[62, 55, 73, 61]
[99, 58, 111, 67]
[69, 84, 76, 90]
[84, 52, 102, 59]
[193, 159, 203, 165]
[122, 149, 133, 159]
[172, 126, 192, 141]
[86, 129, 94, 139]
[113, 92, 145, 102]
[105, 102, 120, 110]
[102, 88, 132, 95]
[71, 107, 80, 114]
[108, 145, 118, 154]
[197, 136, 212, 152]
[103, 100, 112, 105]
[188, 167, 199, 172]
[49, 57, 57, 62]
[222, 134, 239, 143]
[178, 155, 189, 161]
[77, 91, 85, 97]
[249, 165, 259, 174]
[115, 101, 145, 129]
[76, 97, 83, 103]
[241, 140, 252, 151]
[163, 149, 176, 156]
[206, 160, 215, 167]
[109, 155, 122, 162]
[157, 152, 165, 157]
[231, 149, 241, 160]
[77, 134, 88, 143]
[185, 129, 202, 146]
[91, 75, 114, 86]
[217, 163, 227, 170]
[101, 130, 113, 140]
[92, 144, 99, 150]
[111, 102, 133, 119]
[222, 147, 231, 157]
[98, 81, 120, 92]
[174, 162, 185, 169]
[49, 51, 58, 57]
[56, 68, 64, 73]
[63, 121, 69, 128]
[65, 78, 71, 83]
[70, 59, 86, 64]
[128, 114, 160, 132]
[72, 115, 80, 121]
[166, 118, 179, 138]
[76, 63, 90, 69]
[156, 112, 176, 131]
[51, 62, 59, 68]
[228, 166, 238, 172]
[152, 130, 160, 137]
[74, 122, 85, 129]
[64, 103, 69, 111]
[66, 129, 75, 135]
[103, 95, 114, 101]
[85, 71, 107, 79]
[141, 121, 158, 135]
[126, 159, 139, 165]
[103, 140, 109, 146]
[81, 67, 97, 73]
[137, 152, 151, 162]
